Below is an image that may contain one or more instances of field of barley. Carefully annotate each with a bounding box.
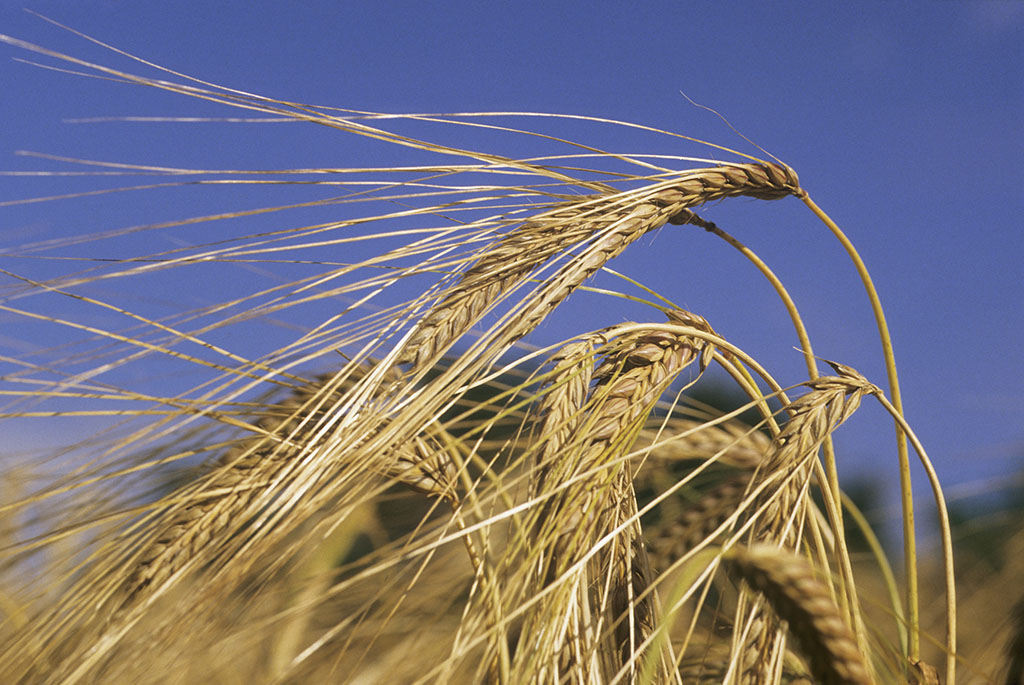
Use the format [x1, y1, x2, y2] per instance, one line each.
[2, 6, 1022, 685]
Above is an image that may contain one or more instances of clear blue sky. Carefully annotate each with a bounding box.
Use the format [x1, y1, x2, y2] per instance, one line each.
[2, 3, 1022, 521]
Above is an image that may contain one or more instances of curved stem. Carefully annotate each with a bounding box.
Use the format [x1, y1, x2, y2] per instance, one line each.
[800, 192, 918, 659]
[703, 223, 865, 636]
[701, 232, 844, 489]
[872, 391, 956, 685]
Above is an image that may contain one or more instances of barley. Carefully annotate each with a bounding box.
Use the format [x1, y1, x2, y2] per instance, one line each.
[724, 544, 873, 685]
[734, 368, 875, 682]
[507, 310, 715, 681]
[397, 163, 800, 369]
[2, 32, 961, 684]
[118, 365, 455, 613]
[118, 377, 342, 611]
[639, 417, 772, 470]
[762, 369, 878, 476]
[647, 474, 753, 569]
[530, 337, 600, 490]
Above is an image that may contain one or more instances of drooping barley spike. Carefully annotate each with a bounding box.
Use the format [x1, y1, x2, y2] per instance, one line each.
[527, 311, 714, 536]
[117, 374, 346, 612]
[508, 310, 716, 681]
[750, 366, 878, 545]
[724, 365, 877, 684]
[762, 366, 878, 475]
[607, 473, 658, 677]
[397, 162, 800, 369]
[117, 363, 455, 614]
[585, 310, 717, 444]
[584, 311, 719, 663]
[724, 544, 874, 685]
[588, 311, 720, 678]
[530, 337, 599, 492]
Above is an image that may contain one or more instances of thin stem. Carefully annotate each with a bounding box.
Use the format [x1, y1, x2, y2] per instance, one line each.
[872, 391, 956, 685]
[702, 223, 861, 626]
[840, 490, 908, 656]
[800, 192, 918, 659]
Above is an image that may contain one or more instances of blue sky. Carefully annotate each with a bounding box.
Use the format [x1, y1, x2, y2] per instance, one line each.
[1, 2, 1022, 522]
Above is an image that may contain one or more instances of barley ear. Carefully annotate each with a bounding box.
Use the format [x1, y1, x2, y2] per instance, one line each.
[397, 162, 800, 370]
[724, 544, 874, 685]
